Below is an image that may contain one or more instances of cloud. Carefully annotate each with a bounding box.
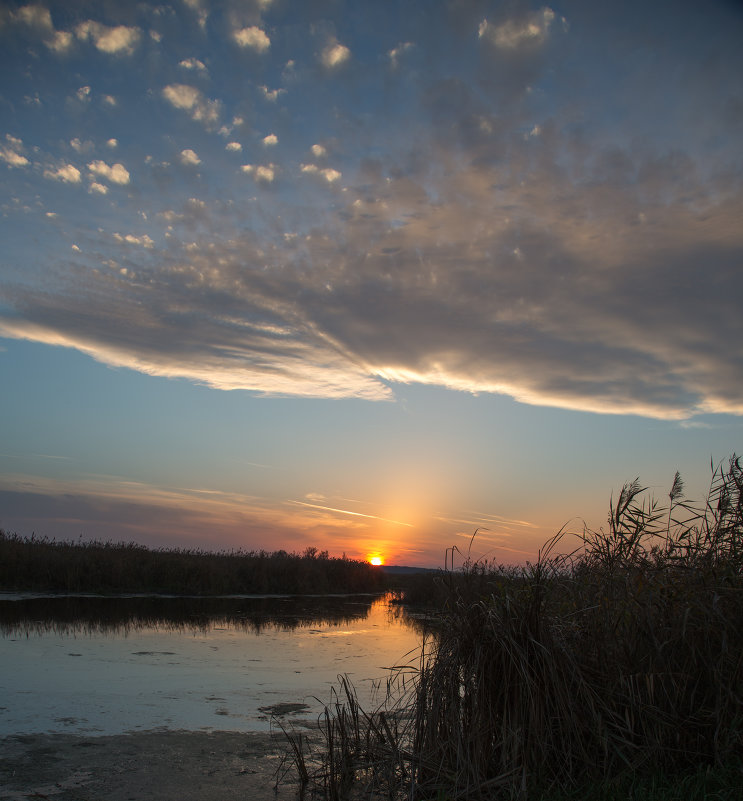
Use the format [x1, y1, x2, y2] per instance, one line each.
[179, 57, 206, 71]
[89, 182, 108, 194]
[87, 160, 130, 184]
[180, 148, 201, 165]
[388, 41, 413, 69]
[262, 133, 278, 146]
[107, 138, 118, 149]
[113, 232, 154, 248]
[0, 474, 303, 551]
[43, 163, 81, 183]
[232, 26, 270, 53]
[13, 4, 53, 30]
[479, 8, 555, 50]
[75, 20, 141, 55]
[70, 137, 93, 153]
[162, 83, 220, 128]
[76, 85, 91, 102]
[300, 164, 341, 183]
[321, 41, 350, 68]
[47, 30, 73, 52]
[2, 0, 742, 422]
[259, 85, 285, 102]
[5, 123, 743, 418]
[0, 135, 29, 168]
[255, 164, 275, 182]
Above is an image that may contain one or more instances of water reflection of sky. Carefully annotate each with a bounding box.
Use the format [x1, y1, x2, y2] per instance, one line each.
[0, 594, 423, 736]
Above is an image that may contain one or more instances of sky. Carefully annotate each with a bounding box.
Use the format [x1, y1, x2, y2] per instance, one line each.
[1, 0, 742, 567]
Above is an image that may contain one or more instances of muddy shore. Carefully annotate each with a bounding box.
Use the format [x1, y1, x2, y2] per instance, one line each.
[0, 729, 306, 801]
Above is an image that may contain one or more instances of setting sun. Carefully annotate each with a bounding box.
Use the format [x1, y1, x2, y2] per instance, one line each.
[369, 556, 383, 566]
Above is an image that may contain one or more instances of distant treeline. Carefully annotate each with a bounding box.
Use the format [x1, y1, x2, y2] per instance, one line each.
[0, 533, 385, 595]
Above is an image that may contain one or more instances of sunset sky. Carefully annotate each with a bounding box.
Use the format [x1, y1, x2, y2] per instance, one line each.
[1, 0, 741, 567]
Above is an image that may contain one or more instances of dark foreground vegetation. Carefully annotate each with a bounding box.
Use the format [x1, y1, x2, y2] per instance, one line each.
[0, 535, 384, 595]
[286, 456, 743, 800]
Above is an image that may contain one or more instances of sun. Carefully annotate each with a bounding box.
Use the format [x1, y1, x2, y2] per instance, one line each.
[369, 555, 383, 566]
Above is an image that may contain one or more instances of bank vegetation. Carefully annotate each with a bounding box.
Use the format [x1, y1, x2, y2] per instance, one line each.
[0, 535, 384, 596]
[286, 455, 743, 800]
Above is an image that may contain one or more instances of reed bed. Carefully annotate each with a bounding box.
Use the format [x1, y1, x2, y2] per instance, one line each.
[0, 535, 384, 595]
[285, 456, 743, 799]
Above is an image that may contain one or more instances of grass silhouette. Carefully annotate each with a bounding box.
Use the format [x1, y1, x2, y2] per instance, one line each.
[285, 456, 743, 799]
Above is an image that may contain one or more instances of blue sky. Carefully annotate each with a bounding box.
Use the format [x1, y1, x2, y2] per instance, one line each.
[1, 0, 741, 566]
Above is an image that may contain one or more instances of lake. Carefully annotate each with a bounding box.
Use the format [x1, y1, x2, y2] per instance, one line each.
[0, 592, 426, 737]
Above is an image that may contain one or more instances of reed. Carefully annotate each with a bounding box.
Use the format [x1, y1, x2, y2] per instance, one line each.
[0, 535, 385, 595]
[285, 455, 743, 799]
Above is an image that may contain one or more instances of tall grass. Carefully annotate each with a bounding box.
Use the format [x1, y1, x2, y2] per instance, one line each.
[285, 456, 743, 799]
[0, 534, 384, 595]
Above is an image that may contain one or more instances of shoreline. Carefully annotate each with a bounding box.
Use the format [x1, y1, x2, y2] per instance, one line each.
[0, 728, 305, 801]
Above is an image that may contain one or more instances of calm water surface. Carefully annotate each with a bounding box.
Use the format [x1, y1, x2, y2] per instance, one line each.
[0, 593, 425, 737]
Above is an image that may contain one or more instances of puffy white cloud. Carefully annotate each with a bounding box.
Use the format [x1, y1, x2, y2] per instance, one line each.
[89, 182, 108, 194]
[162, 83, 200, 110]
[311, 144, 326, 158]
[113, 232, 154, 248]
[47, 30, 73, 53]
[259, 85, 285, 102]
[321, 168, 341, 183]
[232, 26, 270, 52]
[321, 41, 350, 68]
[87, 160, 130, 184]
[106, 138, 118, 149]
[255, 164, 275, 182]
[300, 164, 341, 182]
[180, 148, 201, 165]
[75, 20, 141, 55]
[162, 84, 220, 127]
[13, 5, 53, 30]
[479, 8, 555, 50]
[179, 57, 206, 71]
[241, 165, 275, 182]
[44, 164, 81, 183]
[262, 133, 278, 146]
[70, 137, 93, 153]
[225, 142, 242, 152]
[0, 135, 29, 168]
[0, 150, 30, 168]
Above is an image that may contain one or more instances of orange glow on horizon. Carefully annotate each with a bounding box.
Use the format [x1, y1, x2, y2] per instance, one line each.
[369, 555, 383, 566]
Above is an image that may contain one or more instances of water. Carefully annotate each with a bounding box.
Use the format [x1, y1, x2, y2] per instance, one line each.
[0, 593, 425, 737]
